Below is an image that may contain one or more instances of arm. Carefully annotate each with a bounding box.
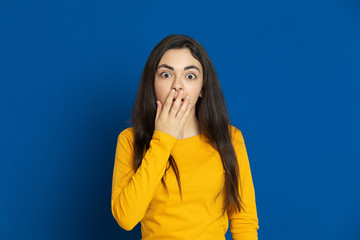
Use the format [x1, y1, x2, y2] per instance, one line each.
[111, 89, 192, 231]
[229, 128, 259, 240]
[111, 128, 177, 231]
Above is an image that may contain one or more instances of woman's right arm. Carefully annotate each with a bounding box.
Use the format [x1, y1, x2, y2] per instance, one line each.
[111, 89, 192, 231]
[111, 128, 177, 231]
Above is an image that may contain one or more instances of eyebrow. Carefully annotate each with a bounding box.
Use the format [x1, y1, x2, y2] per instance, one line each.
[157, 64, 201, 73]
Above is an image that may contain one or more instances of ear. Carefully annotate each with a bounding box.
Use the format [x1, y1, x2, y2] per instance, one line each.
[199, 90, 203, 98]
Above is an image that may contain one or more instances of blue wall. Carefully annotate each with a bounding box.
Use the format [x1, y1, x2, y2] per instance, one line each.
[1, 0, 359, 239]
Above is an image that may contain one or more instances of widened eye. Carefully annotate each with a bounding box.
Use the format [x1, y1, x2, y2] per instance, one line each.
[160, 72, 171, 78]
[186, 73, 196, 80]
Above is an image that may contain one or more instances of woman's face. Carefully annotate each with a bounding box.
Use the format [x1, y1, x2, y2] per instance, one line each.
[154, 48, 203, 114]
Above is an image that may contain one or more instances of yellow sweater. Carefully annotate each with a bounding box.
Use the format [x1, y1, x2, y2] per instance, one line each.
[111, 126, 259, 240]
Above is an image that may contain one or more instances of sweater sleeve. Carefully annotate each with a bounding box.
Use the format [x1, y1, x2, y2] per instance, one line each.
[229, 127, 259, 240]
[111, 128, 177, 231]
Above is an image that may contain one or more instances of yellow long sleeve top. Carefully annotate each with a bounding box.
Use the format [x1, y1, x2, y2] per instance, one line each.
[111, 126, 259, 240]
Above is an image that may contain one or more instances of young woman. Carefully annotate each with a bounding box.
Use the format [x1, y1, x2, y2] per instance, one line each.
[111, 35, 259, 240]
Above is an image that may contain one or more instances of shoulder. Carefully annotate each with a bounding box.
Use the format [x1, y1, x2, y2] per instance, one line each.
[118, 127, 135, 139]
[228, 125, 250, 166]
[117, 127, 135, 148]
[228, 125, 245, 144]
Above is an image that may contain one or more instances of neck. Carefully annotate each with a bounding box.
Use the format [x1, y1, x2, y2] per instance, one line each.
[178, 112, 200, 139]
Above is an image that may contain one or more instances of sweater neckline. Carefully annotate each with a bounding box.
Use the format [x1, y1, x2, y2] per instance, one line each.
[175, 133, 205, 146]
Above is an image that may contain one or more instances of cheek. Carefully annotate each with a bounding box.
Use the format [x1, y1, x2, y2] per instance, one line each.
[189, 85, 203, 102]
[154, 81, 170, 103]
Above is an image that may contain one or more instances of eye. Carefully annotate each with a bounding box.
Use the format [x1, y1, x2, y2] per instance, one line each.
[160, 72, 171, 78]
[186, 73, 197, 80]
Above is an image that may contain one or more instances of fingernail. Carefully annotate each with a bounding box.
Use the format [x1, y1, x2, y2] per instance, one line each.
[171, 89, 175, 93]
[186, 95, 189, 99]
[180, 90, 183, 94]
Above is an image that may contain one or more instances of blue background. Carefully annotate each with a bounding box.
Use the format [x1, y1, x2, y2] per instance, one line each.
[1, 0, 359, 239]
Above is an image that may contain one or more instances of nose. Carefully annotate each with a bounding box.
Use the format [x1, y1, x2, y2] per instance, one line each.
[171, 75, 183, 91]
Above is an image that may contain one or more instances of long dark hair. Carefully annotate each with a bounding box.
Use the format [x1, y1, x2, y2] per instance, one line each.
[131, 34, 243, 216]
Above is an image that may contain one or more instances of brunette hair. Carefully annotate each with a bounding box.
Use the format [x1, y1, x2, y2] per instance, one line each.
[131, 34, 243, 216]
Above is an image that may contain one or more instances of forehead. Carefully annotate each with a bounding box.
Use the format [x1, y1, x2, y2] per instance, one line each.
[158, 48, 202, 70]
